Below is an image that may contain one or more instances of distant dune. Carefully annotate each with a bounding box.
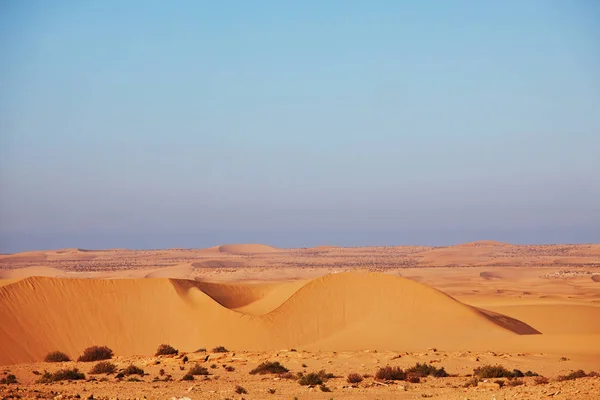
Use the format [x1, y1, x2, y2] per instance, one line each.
[0, 272, 540, 365]
[218, 243, 279, 254]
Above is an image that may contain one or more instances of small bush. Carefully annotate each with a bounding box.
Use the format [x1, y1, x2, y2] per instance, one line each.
[44, 351, 71, 363]
[250, 361, 289, 375]
[115, 372, 125, 379]
[195, 348, 206, 353]
[212, 346, 228, 353]
[407, 374, 421, 383]
[473, 365, 514, 378]
[155, 344, 178, 356]
[319, 384, 331, 392]
[406, 363, 449, 378]
[375, 366, 405, 381]
[159, 369, 165, 376]
[534, 376, 549, 385]
[188, 364, 209, 376]
[508, 378, 524, 386]
[225, 365, 235, 372]
[38, 368, 85, 383]
[463, 377, 479, 387]
[235, 385, 248, 394]
[512, 369, 524, 377]
[347, 372, 363, 384]
[210, 364, 218, 369]
[182, 355, 188, 363]
[524, 370, 539, 377]
[0, 374, 17, 384]
[298, 372, 323, 386]
[89, 362, 116, 375]
[123, 365, 144, 376]
[557, 370, 587, 381]
[78, 346, 113, 362]
[268, 388, 276, 394]
[181, 374, 194, 381]
[494, 379, 505, 388]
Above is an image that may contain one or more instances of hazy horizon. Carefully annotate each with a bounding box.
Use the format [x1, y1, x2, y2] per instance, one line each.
[1, 1, 599, 253]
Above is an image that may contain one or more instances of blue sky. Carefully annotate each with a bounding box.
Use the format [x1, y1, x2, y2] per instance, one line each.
[1, 0, 599, 252]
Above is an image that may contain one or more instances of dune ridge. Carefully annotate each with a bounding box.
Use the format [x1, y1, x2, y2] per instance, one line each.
[0, 272, 541, 365]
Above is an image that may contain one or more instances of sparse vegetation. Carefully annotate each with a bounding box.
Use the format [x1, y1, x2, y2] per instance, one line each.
[375, 366, 406, 381]
[38, 368, 85, 383]
[210, 364, 218, 369]
[44, 351, 71, 363]
[77, 346, 113, 362]
[473, 365, 531, 379]
[0, 374, 17, 385]
[181, 374, 194, 381]
[556, 370, 588, 381]
[250, 361, 289, 375]
[235, 385, 248, 394]
[507, 378, 524, 386]
[407, 374, 421, 383]
[155, 344, 178, 356]
[212, 346, 229, 353]
[268, 388, 276, 394]
[319, 384, 331, 392]
[122, 365, 144, 376]
[406, 363, 449, 378]
[534, 376, 550, 385]
[89, 361, 116, 375]
[195, 348, 206, 353]
[224, 365, 235, 372]
[188, 364, 209, 376]
[347, 372, 363, 384]
[298, 372, 323, 386]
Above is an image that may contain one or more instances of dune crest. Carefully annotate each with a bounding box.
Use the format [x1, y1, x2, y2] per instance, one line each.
[0, 272, 542, 365]
[218, 243, 279, 254]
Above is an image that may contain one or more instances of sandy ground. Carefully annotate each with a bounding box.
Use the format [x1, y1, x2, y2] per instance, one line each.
[0, 241, 599, 398]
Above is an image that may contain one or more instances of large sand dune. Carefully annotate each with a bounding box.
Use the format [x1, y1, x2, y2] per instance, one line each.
[0, 272, 538, 365]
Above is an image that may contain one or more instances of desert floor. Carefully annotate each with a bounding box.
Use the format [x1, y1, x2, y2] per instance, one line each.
[1, 241, 599, 399]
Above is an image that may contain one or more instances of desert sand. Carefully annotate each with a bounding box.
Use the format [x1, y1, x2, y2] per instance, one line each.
[1, 241, 599, 399]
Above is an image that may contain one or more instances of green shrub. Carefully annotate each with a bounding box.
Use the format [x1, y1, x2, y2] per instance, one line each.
[347, 372, 363, 384]
[0, 374, 17, 384]
[155, 344, 178, 356]
[89, 361, 116, 375]
[235, 385, 248, 394]
[123, 365, 144, 376]
[557, 370, 588, 381]
[38, 368, 85, 383]
[250, 361, 289, 375]
[188, 364, 209, 376]
[375, 366, 405, 381]
[406, 363, 449, 378]
[77, 346, 113, 362]
[44, 351, 71, 363]
[473, 365, 514, 378]
[298, 372, 323, 386]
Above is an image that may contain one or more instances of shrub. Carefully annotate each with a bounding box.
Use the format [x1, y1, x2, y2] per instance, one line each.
[375, 366, 406, 381]
[155, 344, 178, 356]
[268, 388, 276, 394]
[195, 348, 206, 353]
[115, 372, 124, 379]
[250, 361, 289, 375]
[524, 370, 539, 377]
[406, 363, 449, 378]
[182, 356, 188, 363]
[235, 385, 248, 394]
[123, 365, 144, 376]
[77, 346, 113, 362]
[89, 361, 116, 375]
[319, 384, 331, 392]
[512, 369, 524, 377]
[534, 376, 549, 385]
[212, 346, 228, 353]
[0, 374, 17, 384]
[210, 364, 218, 369]
[44, 351, 71, 363]
[159, 369, 165, 376]
[347, 372, 363, 384]
[188, 364, 209, 376]
[225, 365, 235, 372]
[508, 378, 524, 386]
[473, 365, 514, 378]
[298, 372, 323, 386]
[127, 377, 142, 382]
[181, 374, 194, 381]
[557, 370, 588, 381]
[407, 374, 421, 383]
[463, 376, 479, 387]
[38, 368, 85, 383]
[494, 379, 505, 388]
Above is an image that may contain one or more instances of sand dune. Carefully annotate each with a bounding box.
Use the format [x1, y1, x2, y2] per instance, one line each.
[0, 266, 64, 279]
[0, 272, 540, 365]
[218, 243, 279, 254]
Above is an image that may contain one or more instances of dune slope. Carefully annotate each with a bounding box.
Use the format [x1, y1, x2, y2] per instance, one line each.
[0, 272, 537, 365]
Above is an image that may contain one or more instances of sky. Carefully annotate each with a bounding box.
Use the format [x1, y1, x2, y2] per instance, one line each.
[0, 0, 599, 252]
